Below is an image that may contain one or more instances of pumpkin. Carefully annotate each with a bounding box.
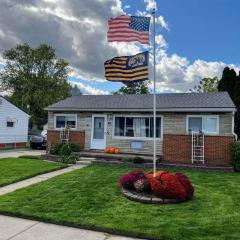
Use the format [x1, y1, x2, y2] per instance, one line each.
[114, 147, 120, 154]
[109, 147, 115, 154]
[104, 147, 109, 153]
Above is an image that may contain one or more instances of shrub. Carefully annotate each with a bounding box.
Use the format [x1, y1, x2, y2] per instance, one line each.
[132, 157, 145, 164]
[122, 157, 131, 162]
[60, 154, 78, 164]
[18, 155, 40, 159]
[175, 173, 194, 199]
[60, 144, 72, 156]
[119, 173, 138, 190]
[232, 141, 240, 171]
[68, 143, 80, 152]
[130, 169, 145, 179]
[49, 143, 64, 155]
[134, 178, 151, 193]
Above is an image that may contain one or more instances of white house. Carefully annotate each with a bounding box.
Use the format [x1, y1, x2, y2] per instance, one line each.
[0, 96, 29, 148]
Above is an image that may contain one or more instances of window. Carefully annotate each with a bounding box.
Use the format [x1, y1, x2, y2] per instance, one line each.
[7, 121, 14, 127]
[114, 116, 162, 139]
[187, 116, 218, 134]
[55, 115, 77, 129]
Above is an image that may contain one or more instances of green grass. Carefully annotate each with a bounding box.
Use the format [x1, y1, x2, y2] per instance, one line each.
[0, 157, 67, 187]
[0, 165, 239, 240]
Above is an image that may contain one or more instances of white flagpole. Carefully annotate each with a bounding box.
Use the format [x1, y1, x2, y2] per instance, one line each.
[152, 8, 157, 177]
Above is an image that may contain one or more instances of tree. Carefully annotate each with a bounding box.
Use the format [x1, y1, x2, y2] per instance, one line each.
[218, 67, 240, 136]
[114, 81, 150, 94]
[0, 43, 71, 128]
[71, 84, 82, 96]
[189, 77, 219, 93]
[218, 67, 237, 99]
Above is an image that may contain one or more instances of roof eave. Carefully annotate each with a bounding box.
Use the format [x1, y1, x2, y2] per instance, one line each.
[45, 107, 236, 112]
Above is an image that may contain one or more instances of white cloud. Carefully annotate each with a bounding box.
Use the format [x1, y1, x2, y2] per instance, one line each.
[144, 0, 157, 11]
[70, 81, 109, 95]
[155, 35, 168, 48]
[156, 16, 169, 31]
[124, 5, 131, 9]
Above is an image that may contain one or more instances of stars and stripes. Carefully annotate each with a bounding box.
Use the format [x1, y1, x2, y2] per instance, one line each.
[107, 15, 150, 44]
[104, 52, 149, 83]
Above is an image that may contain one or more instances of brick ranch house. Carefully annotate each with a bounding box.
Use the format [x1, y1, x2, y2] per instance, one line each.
[45, 92, 236, 167]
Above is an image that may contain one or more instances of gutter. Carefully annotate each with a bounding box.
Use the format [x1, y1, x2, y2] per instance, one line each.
[232, 111, 238, 141]
[44, 107, 236, 113]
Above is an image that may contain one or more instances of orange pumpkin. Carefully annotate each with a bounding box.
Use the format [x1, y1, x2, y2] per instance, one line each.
[109, 147, 115, 154]
[114, 147, 120, 154]
[104, 147, 109, 153]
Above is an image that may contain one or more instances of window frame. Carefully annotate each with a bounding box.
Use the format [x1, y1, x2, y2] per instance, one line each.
[54, 114, 77, 130]
[112, 114, 163, 140]
[186, 115, 219, 135]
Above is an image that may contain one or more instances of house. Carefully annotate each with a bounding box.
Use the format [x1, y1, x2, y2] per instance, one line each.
[0, 96, 29, 148]
[45, 92, 236, 167]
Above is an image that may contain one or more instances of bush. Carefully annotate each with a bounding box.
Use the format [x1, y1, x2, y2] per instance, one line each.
[122, 157, 131, 162]
[68, 143, 80, 152]
[18, 155, 40, 159]
[60, 154, 78, 164]
[132, 157, 145, 164]
[134, 179, 151, 193]
[232, 141, 240, 171]
[60, 144, 72, 156]
[119, 173, 138, 190]
[49, 143, 65, 155]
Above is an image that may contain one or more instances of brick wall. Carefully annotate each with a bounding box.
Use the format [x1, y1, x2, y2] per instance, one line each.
[47, 130, 85, 149]
[163, 134, 234, 166]
[0, 142, 27, 149]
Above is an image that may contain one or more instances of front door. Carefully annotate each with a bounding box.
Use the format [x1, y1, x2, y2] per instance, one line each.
[91, 115, 107, 150]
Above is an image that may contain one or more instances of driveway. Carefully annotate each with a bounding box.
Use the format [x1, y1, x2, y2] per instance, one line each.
[0, 215, 141, 240]
[0, 149, 45, 159]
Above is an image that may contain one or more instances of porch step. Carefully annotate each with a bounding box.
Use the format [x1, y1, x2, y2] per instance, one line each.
[76, 157, 95, 165]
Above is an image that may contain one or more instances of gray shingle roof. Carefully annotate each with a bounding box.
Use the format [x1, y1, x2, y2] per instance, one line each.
[45, 92, 236, 112]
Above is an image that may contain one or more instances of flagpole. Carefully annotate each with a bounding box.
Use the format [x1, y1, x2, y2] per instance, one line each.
[152, 8, 156, 177]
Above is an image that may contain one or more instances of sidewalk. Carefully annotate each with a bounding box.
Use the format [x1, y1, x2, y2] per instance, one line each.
[0, 149, 45, 159]
[0, 215, 141, 240]
[0, 165, 85, 196]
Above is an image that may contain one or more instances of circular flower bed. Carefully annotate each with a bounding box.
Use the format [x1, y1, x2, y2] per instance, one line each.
[119, 169, 194, 204]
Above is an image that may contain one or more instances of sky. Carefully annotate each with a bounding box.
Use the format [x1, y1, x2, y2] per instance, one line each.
[0, 0, 239, 94]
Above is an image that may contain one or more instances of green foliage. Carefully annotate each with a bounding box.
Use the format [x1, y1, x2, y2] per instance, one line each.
[60, 155, 78, 164]
[121, 157, 131, 162]
[132, 156, 145, 164]
[190, 77, 219, 93]
[218, 67, 237, 99]
[114, 81, 150, 94]
[0, 43, 71, 128]
[217, 67, 240, 136]
[18, 155, 40, 159]
[232, 141, 240, 171]
[68, 143, 80, 152]
[49, 143, 65, 155]
[59, 144, 72, 156]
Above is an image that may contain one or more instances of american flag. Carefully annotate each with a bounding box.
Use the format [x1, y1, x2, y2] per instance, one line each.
[108, 15, 150, 44]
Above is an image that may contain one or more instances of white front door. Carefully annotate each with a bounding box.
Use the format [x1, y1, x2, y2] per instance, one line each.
[91, 115, 107, 150]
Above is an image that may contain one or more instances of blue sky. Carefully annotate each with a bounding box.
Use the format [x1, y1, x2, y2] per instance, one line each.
[0, 0, 239, 94]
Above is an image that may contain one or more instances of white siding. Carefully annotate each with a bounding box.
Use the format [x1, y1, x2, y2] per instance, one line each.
[0, 97, 29, 144]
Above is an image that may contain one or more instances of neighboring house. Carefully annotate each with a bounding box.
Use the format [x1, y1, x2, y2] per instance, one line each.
[45, 92, 236, 167]
[0, 96, 29, 148]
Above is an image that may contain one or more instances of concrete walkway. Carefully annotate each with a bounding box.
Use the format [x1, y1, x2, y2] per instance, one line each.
[0, 215, 141, 240]
[0, 149, 45, 159]
[0, 165, 85, 196]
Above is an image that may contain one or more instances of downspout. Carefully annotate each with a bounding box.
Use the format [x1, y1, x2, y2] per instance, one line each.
[232, 111, 238, 141]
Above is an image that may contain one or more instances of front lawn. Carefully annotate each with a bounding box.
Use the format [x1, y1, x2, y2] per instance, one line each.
[0, 164, 239, 240]
[0, 157, 67, 187]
